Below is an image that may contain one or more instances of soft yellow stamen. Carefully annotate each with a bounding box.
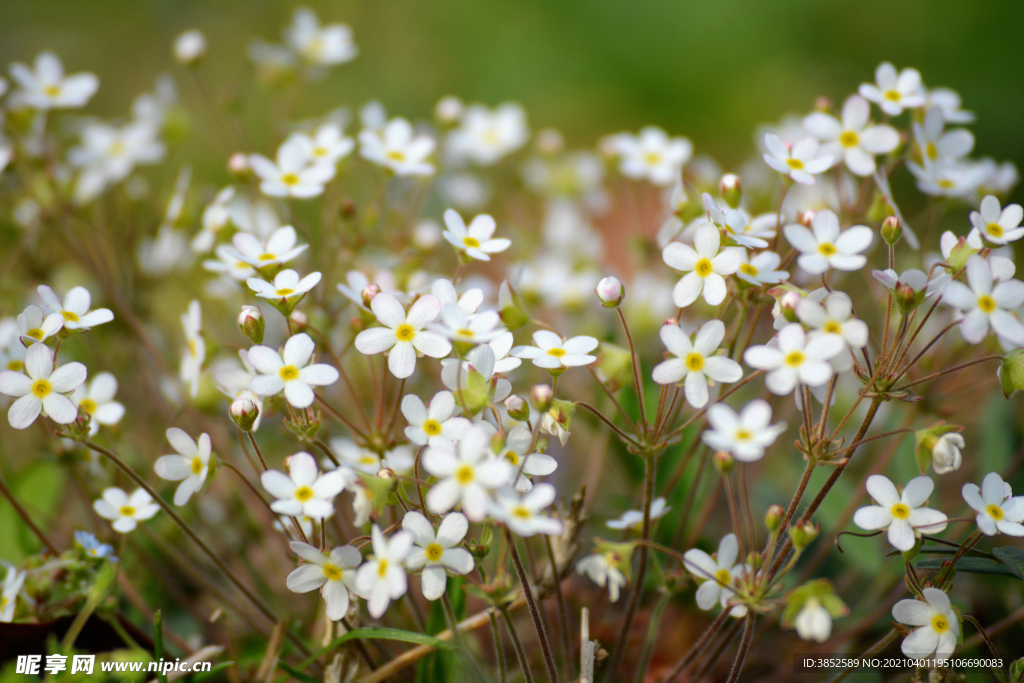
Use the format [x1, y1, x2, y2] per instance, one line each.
[784, 351, 805, 367]
[739, 263, 758, 276]
[395, 324, 416, 341]
[884, 90, 901, 102]
[715, 568, 732, 586]
[32, 379, 52, 398]
[62, 311, 79, 322]
[191, 457, 204, 475]
[386, 150, 405, 161]
[685, 352, 704, 372]
[977, 295, 996, 313]
[925, 142, 938, 160]
[279, 365, 300, 380]
[735, 429, 752, 441]
[986, 223, 1004, 238]
[455, 465, 475, 485]
[27, 328, 45, 341]
[547, 348, 566, 358]
[512, 506, 531, 520]
[377, 559, 390, 577]
[294, 486, 314, 502]
[323, 563, 343, 580]
[891, 503, 910, 519]
[258, 253, 276, 261]
[504, 450, 520, 465]
[786, 158, 804, 170]
[931, 614, 949, 633]
[79, 398, 97, 414]
[818, 242, 837, 256]
[987, 504, 1004, 521]
[463, 236, 481, 248]
[423, 419, 442, 436]
[695, 258, 713, 277]
[6, 361, 24, 371]
[840, 131, 859, 148]
[823, 321, 842, 334]
[120, 506, 136, 517]
[425, 543, 443, 562]
[281, 173, 300, 186]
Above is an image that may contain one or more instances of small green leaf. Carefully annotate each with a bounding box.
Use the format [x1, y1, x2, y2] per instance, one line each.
[916, 556, 1020, 579]
[194, 662, 235, 683]
[278, 661, 322, 683]
[299, 627, 457, 670]
[993, 546, 1024, 580]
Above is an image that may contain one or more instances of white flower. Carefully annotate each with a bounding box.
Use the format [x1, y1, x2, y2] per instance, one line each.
[796, 291, 868, 352]
[733, 249, 789, 286]
[1, 567, 26, 622]
[286, 541, 361, 620]
[872, 268, 947, 306]
[442, 210, 511, 261]
[8, 51, 98, 110]
[927, 87, 974, 124]
[215, 350, 264, 431]
[247, 269, 322, 303]
[248, 333, 339, 408]
[913, 106, 974, 167]
[192, 186, 237, 252]
[941, 255, 1024, 345]
[489, 484, 564, 537]
[402, 391, 471, 446]
[422, 427, 512, 521]
[355, 525, 413, 619]
[651, 320, 743, 408]
[69, 121, 165, 203]
[70, 372, 124, 435]
[359, 118, 435, 176]
[180, 300, 204, 399]
[16, 305, 63, 344]
[614, 126, 693, 186]
[743, 323, 843, 396]
[859, 62, 925, 116]
[907, 160, 986, 198]
[762, 133, 833, 185]
[430, 304, 505, 345]
[329, 438, 387, 475]
[511, 330, 598, 370]
[75, 531, 116, 561]
[784, 210, 873, 275]
[403, 511, 475, 601]
[289, 123, 355, 170]
[853, 475, 948, 551]
[38, 285, 114, 331]
[439, 344, 514, 407]
[702, 194, 769, 249]
[154, 428, 212, 506]
[931, 433, 964, 475]
[795, 598, 832, 643]
[93, 487, 160, 533]
[969, 195, 1024, 246]
[431, 278, 483, 315]
[803, 94, 900, 176]
[702, 400, 786, 462]
[892, 588, 959, 659]
[250, 140, 334, 198]
[500, 424, 557, 492]
[228, 225, 308, 268]
[173, 30, 206, 64]
[683, 533, 750, 617]
[662, 223, 742, 307]
[204, 245, 257, 281]
[576, 553, 626, 602]
[284, 8, 357, 66]
[354, 293, 452, 379]
[0, 343, 87, 429]
[962, 472, 1024, 536]
[607, 497, 670, 531]
[261, 452, 348, 518]
[447, 102, 529, 166]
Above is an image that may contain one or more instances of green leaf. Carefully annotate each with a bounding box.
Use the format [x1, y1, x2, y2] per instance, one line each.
[299, 627, 457, 670]
[278, 661, 322, 683]
[916, 556, 1021, 579]
[993, 546, 1024, 580]
[194, 662, 235, 683]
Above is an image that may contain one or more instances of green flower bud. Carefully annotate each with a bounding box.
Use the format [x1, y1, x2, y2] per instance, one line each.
[789, 520, 819, 550]
[229, 397, 259, 432]
[881, 215, 902, 246]
[498, 280, 531, 331]
[237, 305, 265, 345]
[504, 395, 530, 422]
[945, 236, 976, 272]
[998, 348, 1024, 399]
[713, 450, 735, 476]
[765, 504, 785, 532]
[530, 384, 554, 412]
[719, 173, 742, 209]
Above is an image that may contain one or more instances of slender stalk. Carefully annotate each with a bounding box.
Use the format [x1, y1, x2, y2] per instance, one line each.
[617, 308, 648, 433]
[442, 592, 486, 683]
[544, 534, 573, 682]
[489, 609, 508, 683]
[723, 614, 755, 683]
[0, 473, 59, 555]
[506, 529, 559, 683]
[633, 593, 670, 683]
[895, 355, 1003, 392]
[576, 401, 642, 448]
[246, 432, 269, 471]
[659, 608, 732, 682]
[499, 603, 535, 683]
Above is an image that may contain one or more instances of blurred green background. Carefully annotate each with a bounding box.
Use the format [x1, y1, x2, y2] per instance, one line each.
[2, 0, 1024, 197]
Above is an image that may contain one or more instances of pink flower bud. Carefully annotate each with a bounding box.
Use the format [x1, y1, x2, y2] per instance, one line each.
[595, 276, 625, 308]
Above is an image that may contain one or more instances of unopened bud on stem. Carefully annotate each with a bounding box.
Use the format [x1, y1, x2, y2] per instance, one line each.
[230, 397, 259, 432]
[504, 395, 530, 422]
[881, 215, 902, 246]
[530, 384, 554, 412]
[713, 450, 735, 476]
[765, 504, 785, 532]
[719, 173, 742, 209]
[238, 305, 264, 344]
[595, 276, 625, 308]
[361, 284, 381, 309]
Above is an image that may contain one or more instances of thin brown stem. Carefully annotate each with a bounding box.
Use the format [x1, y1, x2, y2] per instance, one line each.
[506, 529, 559, 683]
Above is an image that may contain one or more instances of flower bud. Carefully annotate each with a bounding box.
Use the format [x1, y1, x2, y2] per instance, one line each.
[719, 173, 742, 209]
[780, 291, 802, 323]
[361, 284, 381, 309]
[999, 347, 1024, 399]
[227, 153, 250, 179]
[713, 450, 735, 476]
[813, 96, 833, 113]
[796, 210, 815, 227]
[663, 318, 678, 327]
[945, 236, 974, 271]
[914, 422, 964, 474]
[765, 504, 785, 532]
[894, 281, 918, 312]
[377, 467, 397, 482]
[230, 397, 259, 432]
[530, 384, 554, 412]
[289, 310, 308, 330]
[504, 395, 530, 422]
[789, 520, 819, 550]
[434, 96, 463, 124]
[535, 128, 564, 154]
[238, 305, 265, 345]
[880, 215, 902, 246]
[173, 29, 207, 65]
[595, 276, 625, 308]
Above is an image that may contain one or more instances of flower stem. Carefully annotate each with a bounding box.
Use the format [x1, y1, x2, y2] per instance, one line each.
[505, 529, 559, 683]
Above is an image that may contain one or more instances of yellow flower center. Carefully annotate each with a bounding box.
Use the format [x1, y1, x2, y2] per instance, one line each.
[931, 614, 949, 633]
[396, 324, 416, 341]
[27, 328, 45, 341]
[32, 379, 52, 398]
[359, 455, 378, 466]
[386, 150, 406, 161]
[423, 419, 442, 436]
[109, 140, 126, 157]
[463, 236, 481, 248]
[45, 85, 61, 97]
[644, 151, 661, 165]
[119, 506, 136, 517]
[504, 450, 520, 465]
[839, 131, 859, 148]
[823, 321, 842, 334]
[987, 504, 1004, 520]
[323, 562, 343, 580]
[925, 142, 938, 160]
[456, 328, 475, 337]
[735, 429, 752, 441]
[938, 179, 955, 189]
[786, 158, 804, 170]
[62, 311, 80, 322]
[7, 360, 24, 371]
[426, 543, 444, 562]
[275, 288, 296, 297]
[512, 505, 532, 520]
[818, 242, 837, 256]
[784, 351, 805, 367]
[455, 464, 475, 485]
[188, 340, 198, 357]
[191, 457, 204, 475]
[739, 263, 758, 276]
[547, 348, 566, 358]
[279, 365, 300, 380]
[258, 253, 276, 261]
[977, 294, 996, 313]
[281, 173, 300, 186]
[695, 258, 713, 277]
[377, 559, 390, 578]
[294, 486, 314, 502]
[313, 147, 327, 157]
[891, 503, 911, 519]
[715, 568, 732, 586]
[986, 223, 1004, 238]
[884, 90, 901, 102]
[685, 352, 704, 371]
[79, 398, 97, 414]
